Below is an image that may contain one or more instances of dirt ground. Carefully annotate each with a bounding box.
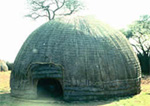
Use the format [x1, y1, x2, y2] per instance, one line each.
[141, 75, 150, 84]
[0, 71, 150, 106]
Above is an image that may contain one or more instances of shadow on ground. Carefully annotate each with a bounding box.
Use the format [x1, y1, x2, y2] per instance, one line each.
[147, 93, 150, 95]
[0, 93, 128, 106]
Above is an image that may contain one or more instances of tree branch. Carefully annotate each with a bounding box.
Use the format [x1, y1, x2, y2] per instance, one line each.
[45, 8, 51, 20]
[142, 38, 148, 44]
[147, 47, 150, 54]
[131, 44, 142, 55]
[25, 12, 48, 20]
[138, 34, 147, 56]
[145, 44, 150, 54]
[63, 9, 75, 16]
[52, 0, 65, 19]
[26, 0, 83, 21]
[54, 0, 59, 8]
[32, 1, 44, 8]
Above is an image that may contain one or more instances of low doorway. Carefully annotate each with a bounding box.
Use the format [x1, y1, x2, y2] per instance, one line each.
[37, 78, 63, 99]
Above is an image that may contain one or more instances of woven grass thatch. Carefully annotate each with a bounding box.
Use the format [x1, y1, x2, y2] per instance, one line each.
[0, 60, 8, 71]
[10, 16, 141, 101]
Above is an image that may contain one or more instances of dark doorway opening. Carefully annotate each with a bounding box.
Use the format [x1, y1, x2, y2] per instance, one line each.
[37, 78, 63, 100]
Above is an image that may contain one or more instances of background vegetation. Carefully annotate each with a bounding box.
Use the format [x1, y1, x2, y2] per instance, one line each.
[120, 15, 150, 74]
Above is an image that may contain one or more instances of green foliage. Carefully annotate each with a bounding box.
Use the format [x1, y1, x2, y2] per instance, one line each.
[121, 15, 150, 38]
[120, 29, 133, 38]
[65, 0, 84, 13]
[129, 15, 150, 37]
[120, 15, 150, 74]
[121, 15, 150, 56]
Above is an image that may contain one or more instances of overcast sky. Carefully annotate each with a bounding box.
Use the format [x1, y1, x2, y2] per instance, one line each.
[0, 0, 150, 62]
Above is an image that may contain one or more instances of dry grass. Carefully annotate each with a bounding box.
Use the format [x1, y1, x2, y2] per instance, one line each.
[0, 71, 150, 106]
[0, 71, 10, 93]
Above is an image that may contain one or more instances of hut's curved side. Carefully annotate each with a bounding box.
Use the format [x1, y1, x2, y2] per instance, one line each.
[10, 16, 141, 100]
[0, 60, 8, 71]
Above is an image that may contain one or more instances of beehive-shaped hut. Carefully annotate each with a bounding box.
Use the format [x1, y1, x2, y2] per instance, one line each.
[0, 60, 8, 71]
[10, 16, 141, 100]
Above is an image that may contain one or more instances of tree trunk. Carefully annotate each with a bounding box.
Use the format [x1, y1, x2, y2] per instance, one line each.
[138, 54, 150, 74]
[46, 9, 51, 21]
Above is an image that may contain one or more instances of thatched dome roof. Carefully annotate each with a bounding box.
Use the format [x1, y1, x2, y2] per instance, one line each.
[10, 16, 141, 100]
[0, 60, 8, 71]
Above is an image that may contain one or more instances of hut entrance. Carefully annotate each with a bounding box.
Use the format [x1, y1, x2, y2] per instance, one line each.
[37, 78, 63, 99]
[29, 62, 64, 99]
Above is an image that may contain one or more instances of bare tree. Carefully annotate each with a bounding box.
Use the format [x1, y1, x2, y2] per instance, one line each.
[26, 0, 84, 21]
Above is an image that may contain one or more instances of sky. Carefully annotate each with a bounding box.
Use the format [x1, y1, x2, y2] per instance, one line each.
[0, 0, 150, 62]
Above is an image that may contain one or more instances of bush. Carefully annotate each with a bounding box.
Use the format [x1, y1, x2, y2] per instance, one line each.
[6, 62, 14, 71]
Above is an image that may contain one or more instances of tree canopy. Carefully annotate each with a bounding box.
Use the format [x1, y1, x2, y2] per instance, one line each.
[121, 15, 150, 74]
[26, 0, 84, 21]
[121, 15, 150, 56]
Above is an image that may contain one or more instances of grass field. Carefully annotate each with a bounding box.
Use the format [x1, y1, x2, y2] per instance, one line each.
[0, 71, 150, 106]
